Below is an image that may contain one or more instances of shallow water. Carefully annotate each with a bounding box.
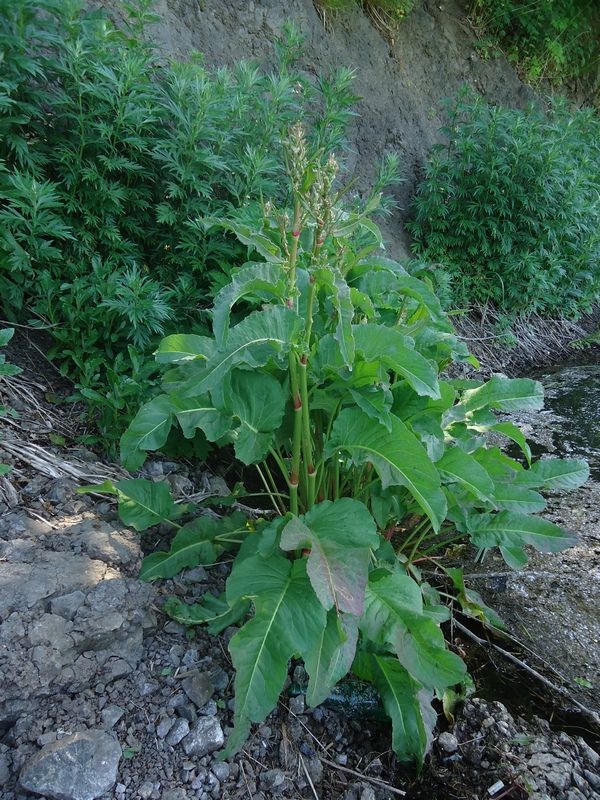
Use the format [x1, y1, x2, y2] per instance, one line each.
[535, 364, 600, 479]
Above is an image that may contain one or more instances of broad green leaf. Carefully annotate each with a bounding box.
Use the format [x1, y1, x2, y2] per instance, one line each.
[313, 334, 345, 375]
[350, 287, 375, 318]
[436, 446, 495, 502]
[224, 555, 326, 757]
[410, 415, 445, 462]
[472, 446, 522, 483]
[395, 275, 445, 322]
[224, 370, 286, 464]
[120, 394, 175, 471]
[364, 653, 434, 763]
[178, 305, 302, 398]
[202, 217, 284, 262]
[500, 545, 529, 570]
[305, 610, 359, 707]
[156, 334, 215, 364]
[369, 482, 408, 530]
[212, 263, 286, 347]
[0, 328, 15, 347]
[491, 484, 546, 513]
[361, 572, 466, 688]
[349, 385, 393, 431]
[325, 409, 446, 532]
[529, 458, 589, 490]
[0, 464, 12, 475]
[490, 422, 532, 465]
[172, 393, 233, 441]
[333, 268, 355, 368]
[461, 377, 544, 413]
[163, 593, 251, 635]
[280, 499, 379, 616]
[138, 514, 247, 580]
[114, 479, 174, 531]
[468, 511, 578, 558]
[353, 325, 440, 399]
[140, 542, 216, 582]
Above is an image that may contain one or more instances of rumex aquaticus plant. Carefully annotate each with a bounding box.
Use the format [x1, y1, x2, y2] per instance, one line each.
[88, 125, 589, 764]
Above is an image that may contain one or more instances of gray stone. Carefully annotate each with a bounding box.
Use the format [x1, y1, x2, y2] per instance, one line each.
[51, 591, 86, 621]
[77, 522, 138, 567]
[105, 658, 133, 680]
[304, 757, 323, 785]
[0, 751, 11, 784]
[182, 717, 224, 757]
[211, 762, 230, 782]
[162, 790, 187, 800]
[101, 704, 125, 729]
[437, 731, 460, 753]
[28, 614, 75, 650]
[138, 781, 154, 799]
[209, 666, 229, 692]
[156, 715, 175, 739]
[288, 694, 305, 715]
[584, 769, 600, 789]
[165, 718, 190, 746]
[182, 670, 214, 708]
[175, 702, 197, 722]
[260, 768, 285, 790]
[19, 729, 121, 800]
[198, 700, 217, 717]
[577, 738, 600, 769]
[46, 479, 79, 505]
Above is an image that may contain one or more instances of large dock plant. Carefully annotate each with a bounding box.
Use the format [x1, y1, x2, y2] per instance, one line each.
[98, 124, 588, 764]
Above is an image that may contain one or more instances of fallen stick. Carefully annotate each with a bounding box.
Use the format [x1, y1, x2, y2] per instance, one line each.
[318, 755, 406, 797]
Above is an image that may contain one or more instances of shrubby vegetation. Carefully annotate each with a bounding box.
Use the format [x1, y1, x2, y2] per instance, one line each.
[0, 0, 382, 448]
[469, 0, 600, 87]
[91, 127, 589, 764]
[316, 0, 419, 22]
[407, 89, 600, 317]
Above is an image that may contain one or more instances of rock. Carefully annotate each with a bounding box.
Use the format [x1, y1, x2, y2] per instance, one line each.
[181, 717, 224, 757]
[51, 591, 86, 621]
[138, 781, 154, 799]
[577, 737, 600, 769]
[182, 670, 214, 708]
[175, 702, 197, 722]
[211, 762, 230, 782]
[101, 704, 125, 729]
[288, 694, 305, 715]
[156, 715, 175, 739]
[19, 729, 121, 800]
[165, 718, 190, 746]
[0, 751, 11, 783]
[46, 479, 79, 505]
[260, 768, 285, 790]
[437, 731, 459, 753]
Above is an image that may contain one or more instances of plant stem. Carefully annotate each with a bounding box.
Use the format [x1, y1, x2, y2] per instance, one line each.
[299, 353, 315, 509]
[289, 349, 302, 516]
[287, 200, 301, 306]
[256, 462, 285, 515]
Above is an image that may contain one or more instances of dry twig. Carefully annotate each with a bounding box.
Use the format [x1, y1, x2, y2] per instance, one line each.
[319, 755, 406, 796]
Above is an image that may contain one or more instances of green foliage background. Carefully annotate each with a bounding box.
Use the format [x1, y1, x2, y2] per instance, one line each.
[469, 0, 600, 87]
[407, 89, 600, 317]
[0, 0, 370, 447]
